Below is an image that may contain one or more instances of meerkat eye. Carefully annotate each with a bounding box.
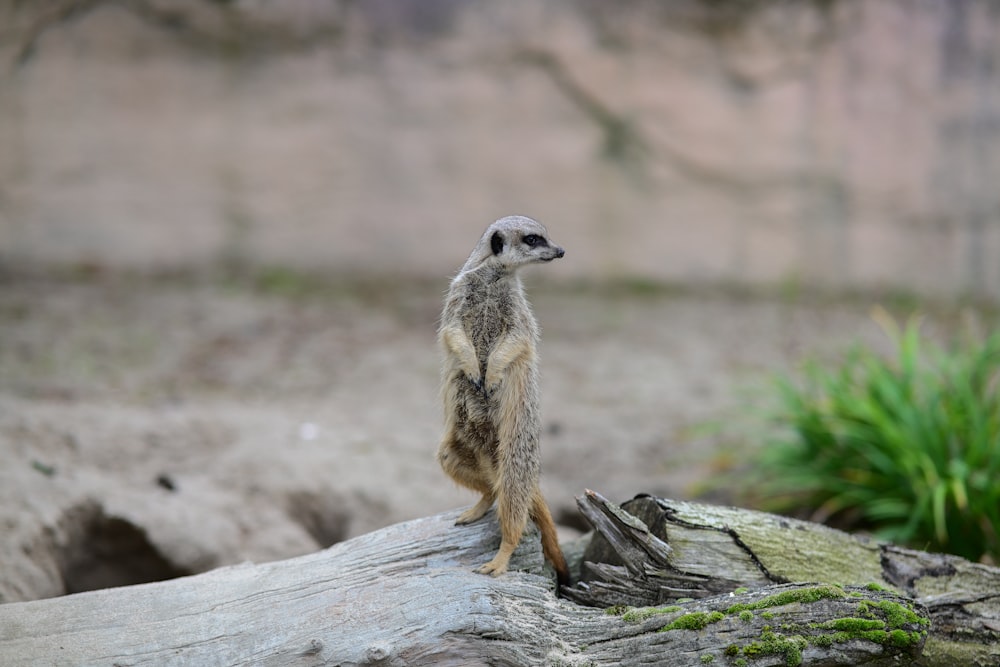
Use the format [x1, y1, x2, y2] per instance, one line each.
[522, 234, 545, 248]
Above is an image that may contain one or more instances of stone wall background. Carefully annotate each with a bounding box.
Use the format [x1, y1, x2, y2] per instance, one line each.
[1, 0, 998, 299]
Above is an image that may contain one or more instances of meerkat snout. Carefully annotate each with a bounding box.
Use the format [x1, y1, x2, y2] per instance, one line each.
[486, 221, 565, 268]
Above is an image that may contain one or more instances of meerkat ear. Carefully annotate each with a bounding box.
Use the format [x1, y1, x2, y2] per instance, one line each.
[490, 231, 504, 256]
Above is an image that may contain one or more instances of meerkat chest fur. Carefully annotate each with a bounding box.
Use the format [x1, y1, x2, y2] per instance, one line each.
[438, 216, 564, 442]
[453, 269, 538, 377]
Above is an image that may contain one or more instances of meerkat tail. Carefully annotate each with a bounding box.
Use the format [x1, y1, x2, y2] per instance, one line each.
[531, 490, 570, 586]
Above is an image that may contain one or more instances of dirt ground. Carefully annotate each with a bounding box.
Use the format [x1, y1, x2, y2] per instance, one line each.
[0, 271, 989, 602]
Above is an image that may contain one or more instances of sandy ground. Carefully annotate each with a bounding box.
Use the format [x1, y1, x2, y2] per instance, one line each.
[1, 272, 987, 602]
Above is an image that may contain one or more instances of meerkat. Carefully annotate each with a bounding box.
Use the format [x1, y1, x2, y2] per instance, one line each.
[437, 215, 570, 585]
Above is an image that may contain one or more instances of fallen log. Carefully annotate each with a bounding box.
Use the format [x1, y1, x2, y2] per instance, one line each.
[570, 491, 1000, 666]
[0, 492, 992, 666]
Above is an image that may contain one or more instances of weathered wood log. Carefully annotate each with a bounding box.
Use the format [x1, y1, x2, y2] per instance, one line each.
[568, 491, 1000, 666]
[0, 492, 983, 666]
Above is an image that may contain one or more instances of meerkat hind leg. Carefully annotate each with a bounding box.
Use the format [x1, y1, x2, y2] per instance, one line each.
[476, 541, 517, 577]
[476, 494, 530, 577]
[456, 492, 495, 525]
[438, 441, 496, 525]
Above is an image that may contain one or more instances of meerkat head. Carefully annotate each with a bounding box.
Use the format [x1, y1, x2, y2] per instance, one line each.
[462, 215, 564, 275]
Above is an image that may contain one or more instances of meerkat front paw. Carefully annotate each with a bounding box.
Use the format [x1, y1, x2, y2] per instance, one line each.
[465, 373, 488, 397]
[483, 371, 502, 395]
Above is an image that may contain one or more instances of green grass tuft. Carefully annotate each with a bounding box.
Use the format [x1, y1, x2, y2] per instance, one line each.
[743, 313, 1000, 562]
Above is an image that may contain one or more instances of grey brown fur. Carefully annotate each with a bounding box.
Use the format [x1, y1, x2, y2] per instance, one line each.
[437, 215, 569, 584]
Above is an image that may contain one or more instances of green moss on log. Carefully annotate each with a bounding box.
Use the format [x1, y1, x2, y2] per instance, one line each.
[660, 611, 725, 632]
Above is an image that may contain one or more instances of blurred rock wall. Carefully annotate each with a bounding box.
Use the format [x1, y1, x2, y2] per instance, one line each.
[1, 0, 998, 299]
